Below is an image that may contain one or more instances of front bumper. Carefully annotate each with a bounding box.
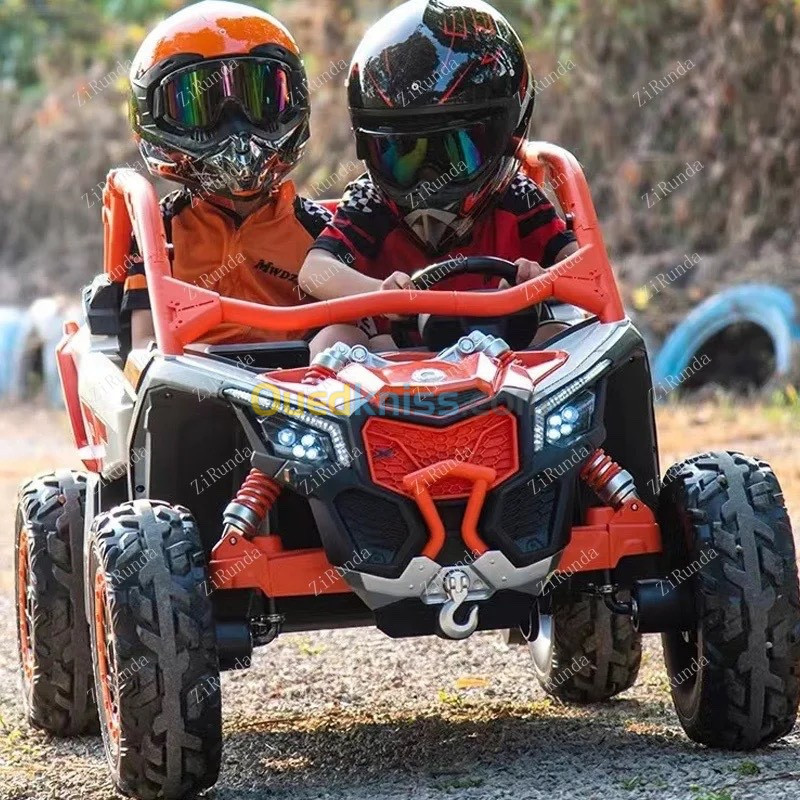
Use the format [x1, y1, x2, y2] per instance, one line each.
[209, 499, 661, 608]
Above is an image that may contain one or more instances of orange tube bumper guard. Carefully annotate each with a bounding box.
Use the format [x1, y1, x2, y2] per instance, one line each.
[402, 460, 496, 558]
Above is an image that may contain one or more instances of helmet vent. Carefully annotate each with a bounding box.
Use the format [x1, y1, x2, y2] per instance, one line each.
[191, 129, 213, 143]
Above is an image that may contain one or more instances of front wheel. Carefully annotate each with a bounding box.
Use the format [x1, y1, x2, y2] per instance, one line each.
[529, 594, 642, 703]
[88, 500, 221, 799]
[659, 452, 800, 750]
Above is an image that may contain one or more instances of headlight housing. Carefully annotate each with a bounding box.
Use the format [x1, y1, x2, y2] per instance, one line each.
[543, 392, 595, 447]
[224, 386, 352, 466]
[533, 360, 609, 451]
[261, 416, 334, 464]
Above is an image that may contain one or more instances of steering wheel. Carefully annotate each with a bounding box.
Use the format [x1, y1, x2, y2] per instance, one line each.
[390, 256, 542, 351]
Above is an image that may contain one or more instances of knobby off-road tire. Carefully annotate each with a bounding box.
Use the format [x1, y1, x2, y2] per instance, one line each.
[530, 594, 642, 703]
[14, 470, 98, 735]
[659, 452, 800, 750]
[88, 500, 221, 800]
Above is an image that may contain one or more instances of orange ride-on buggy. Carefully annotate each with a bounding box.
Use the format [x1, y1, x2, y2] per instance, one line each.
[14, 143, 800, 799]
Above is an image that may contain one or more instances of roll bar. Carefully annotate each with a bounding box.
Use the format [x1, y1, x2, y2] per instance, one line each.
[102, 142, 624, 356]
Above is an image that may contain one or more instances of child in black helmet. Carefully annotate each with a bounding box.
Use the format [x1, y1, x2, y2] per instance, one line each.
[300, 0, 577, 353]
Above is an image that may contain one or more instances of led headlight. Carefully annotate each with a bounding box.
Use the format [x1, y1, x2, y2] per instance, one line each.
[223, 387, 352, 466]
[533, 360, 609, 451]
[544, 393, 595, 446]
[262, 417, 334, 465]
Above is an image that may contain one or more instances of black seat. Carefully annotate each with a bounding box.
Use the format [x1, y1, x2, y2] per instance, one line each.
[83, 274, 131, 364]
[186, 340, 310, 372]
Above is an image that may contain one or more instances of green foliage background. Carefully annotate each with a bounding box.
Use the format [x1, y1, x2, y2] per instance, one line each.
[1, 0, 798, 331]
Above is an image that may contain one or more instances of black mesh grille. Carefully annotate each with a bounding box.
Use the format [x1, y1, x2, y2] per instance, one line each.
[377, 389, 484, 417]
[334, 490, 410, 566]
[499, 480, 557, 554]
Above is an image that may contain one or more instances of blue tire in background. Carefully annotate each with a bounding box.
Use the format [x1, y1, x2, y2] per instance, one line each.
[652, 284, 797, 395]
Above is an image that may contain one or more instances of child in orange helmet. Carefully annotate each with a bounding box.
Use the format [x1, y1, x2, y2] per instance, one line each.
[126, 0, 331, 346]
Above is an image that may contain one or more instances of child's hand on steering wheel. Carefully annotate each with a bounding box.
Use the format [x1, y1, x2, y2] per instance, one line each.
[379, 271, 413, 292]
[514, 258, 546, 283]
[499, 258, 546, 289]
[379, 271, 413, 320]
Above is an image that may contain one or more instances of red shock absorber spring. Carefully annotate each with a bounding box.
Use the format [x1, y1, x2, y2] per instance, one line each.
[581, 449, 638, 508]
[302, 364, 336, 386]
[223, 468, 281, 538]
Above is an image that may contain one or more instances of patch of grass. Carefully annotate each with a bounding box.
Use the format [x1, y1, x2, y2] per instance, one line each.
[691, 788, 733, 800]
[437, 689, 463, 707]
[528, 698, 553, 714]
[736, 760, 760, 776]
[295, 639, 326, 656]
[620, 776, 643, 790]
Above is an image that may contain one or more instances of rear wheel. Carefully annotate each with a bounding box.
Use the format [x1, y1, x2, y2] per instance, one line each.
[529, 594, 641, 702]
[659, 452, 800, 749]
[88, 500, 221, 799]
[14, 470, 97, 735]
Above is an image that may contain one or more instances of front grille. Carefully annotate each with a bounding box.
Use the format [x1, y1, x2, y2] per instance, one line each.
[363, 408, 518, 499]
[334, 489, 409, 566]
[499, 480, 557, 554]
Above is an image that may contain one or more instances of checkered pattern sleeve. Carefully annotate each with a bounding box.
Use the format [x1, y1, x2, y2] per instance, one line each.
[500, 173, 576, 268]
[312, 174, 400, 272]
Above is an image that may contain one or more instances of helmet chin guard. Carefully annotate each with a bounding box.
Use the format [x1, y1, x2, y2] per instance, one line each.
[403, 207, 466, 254]
[138, 126, 303, 200]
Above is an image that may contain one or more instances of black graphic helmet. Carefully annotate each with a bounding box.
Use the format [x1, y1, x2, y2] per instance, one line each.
[129, 0, 310, 200]
[347, 0, 534, 253]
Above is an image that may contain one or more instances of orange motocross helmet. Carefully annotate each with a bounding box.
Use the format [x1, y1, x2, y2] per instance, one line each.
[129, 0, 310, 199]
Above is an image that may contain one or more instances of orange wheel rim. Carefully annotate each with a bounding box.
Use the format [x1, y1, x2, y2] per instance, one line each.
[17, 527, 35, 689]
[94, 570, 121, 754]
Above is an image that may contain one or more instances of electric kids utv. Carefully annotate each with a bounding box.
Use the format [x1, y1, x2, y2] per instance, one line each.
[15, 143, 800, 799]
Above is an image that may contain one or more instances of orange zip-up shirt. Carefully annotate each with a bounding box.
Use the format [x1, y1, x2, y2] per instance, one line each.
[123, 181, 331, 344]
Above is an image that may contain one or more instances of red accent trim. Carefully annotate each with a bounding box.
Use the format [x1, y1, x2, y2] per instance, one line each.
[440, 60, 475, 104]
[581, 449, 624, 497]
[518, 200, 552, 219]
[230, 470, 281, 536]
[559, 500, 661, 570]
[363, 409, 518, 499]
[368, 68, 395, 108]
[302, 364, 336, 386]
[340, 216, 378, 246]
[55, 328, 102, 473]
[81, 402, 108, 447]
[103, 143, 624, 355]
[209, 535, 351, 597]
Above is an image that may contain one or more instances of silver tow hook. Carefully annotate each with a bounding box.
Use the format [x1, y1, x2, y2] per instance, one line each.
[438, 569, 479, 639]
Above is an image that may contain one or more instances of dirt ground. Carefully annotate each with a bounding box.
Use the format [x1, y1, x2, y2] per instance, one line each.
[1, 402, 800, 800]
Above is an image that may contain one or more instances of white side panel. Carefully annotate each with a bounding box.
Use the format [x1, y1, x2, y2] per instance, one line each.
[74, 328, 136, 481]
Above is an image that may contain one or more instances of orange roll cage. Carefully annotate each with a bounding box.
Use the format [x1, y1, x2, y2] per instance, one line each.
[101, 142, 625, 356]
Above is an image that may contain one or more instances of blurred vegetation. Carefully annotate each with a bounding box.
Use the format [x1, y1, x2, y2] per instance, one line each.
[1, 0, 799, 327]
[1, 0, 169, 92]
